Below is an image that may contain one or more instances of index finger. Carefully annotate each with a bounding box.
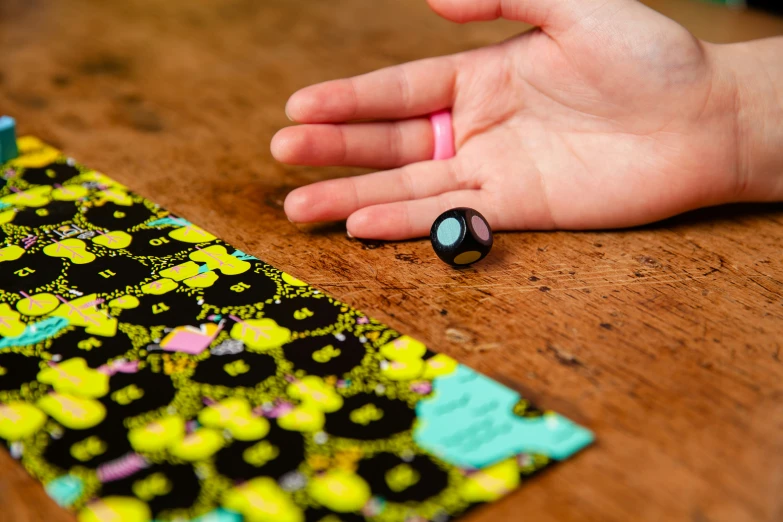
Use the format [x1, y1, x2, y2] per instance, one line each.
[285, 56, 458, 123]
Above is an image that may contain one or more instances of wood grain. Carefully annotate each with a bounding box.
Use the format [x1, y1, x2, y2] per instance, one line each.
[1, 1, 782, 521]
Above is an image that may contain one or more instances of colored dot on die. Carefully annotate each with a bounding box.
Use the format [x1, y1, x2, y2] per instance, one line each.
[430, 208, 493, 267]
[436, 218, 461, 246]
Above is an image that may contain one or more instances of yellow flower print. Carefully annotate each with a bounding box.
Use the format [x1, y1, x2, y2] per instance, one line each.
[159, 261, 200, 281]
[132, 472, 172, 502]
[287, 376, 343, 412]
[0, 185, 51, 208]
[377, 336, 448, 381]
[385, 464, 420, 493]
[0, 303, 25, 337]
[198, 398, 270, 441]
[169, 428, 225, 461]
[349, 404, 384, 426]
[281, 272, 307, 287]
[10, 136, 60, 168]
[222, 477, 304, 522]
[50, 294, 118, 337]
[70, 435, 107, 462]
[379, 335, 427, 361]
[169, 224, 217, 244]
[458, 458, 520, 502]
[77, 496, 151, 522]
[128, 416, 185, 453]
[243, 440, 280, 467]
[15, 293, 60, 317]
[0, 244, 24, 262]
[183, 271, 218, 289]
[0, 402, 47, 441]
[230, 318, 290, 351]
[381, 358, 425, 381]
[96, 187, 132, 206]
[110, 384, 144, 406]
[42, 238, 96, 264]
[189, 245, 249, 275]
[52, 184, 89, 201]
[307, 469, 371, 513]
[37, 358, 110, 399]
[37, 394, 106, 430]
[421, 353, 458, 379]
[108, 295, 140, 309]
[276, 406, 325, 433]
[79, 170, 126, 189]
[141, 278, 178, 295]
[128, 415, 224, 460]
[91, 230, 132, 249]
[223, 359, 249, 376]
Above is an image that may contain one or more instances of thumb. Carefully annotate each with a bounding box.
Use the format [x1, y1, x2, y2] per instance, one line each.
[426, 0, 629, 34]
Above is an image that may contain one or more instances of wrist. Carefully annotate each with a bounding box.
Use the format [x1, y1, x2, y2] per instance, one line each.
[713, 37, 783, 203]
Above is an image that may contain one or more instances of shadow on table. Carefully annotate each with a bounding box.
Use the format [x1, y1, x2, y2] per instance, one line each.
[287, 202, 783, 246]
[636, 201, 783, 231]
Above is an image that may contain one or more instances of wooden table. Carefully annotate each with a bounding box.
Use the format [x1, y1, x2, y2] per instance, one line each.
[1, 0, 782, 521]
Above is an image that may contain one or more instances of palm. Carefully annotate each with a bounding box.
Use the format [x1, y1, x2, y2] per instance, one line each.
[272, 0, 739, 239]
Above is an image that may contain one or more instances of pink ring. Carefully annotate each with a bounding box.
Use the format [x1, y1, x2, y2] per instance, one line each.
[430, 109, 455, 160]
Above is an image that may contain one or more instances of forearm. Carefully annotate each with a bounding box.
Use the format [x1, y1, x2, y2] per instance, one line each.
[719, 36, 783, 202]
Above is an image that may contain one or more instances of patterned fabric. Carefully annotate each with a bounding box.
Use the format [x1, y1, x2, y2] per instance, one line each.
[0, 136, 593, 522]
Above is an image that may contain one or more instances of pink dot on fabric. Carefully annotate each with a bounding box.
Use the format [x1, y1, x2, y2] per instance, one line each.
[471, 215, 490, 241]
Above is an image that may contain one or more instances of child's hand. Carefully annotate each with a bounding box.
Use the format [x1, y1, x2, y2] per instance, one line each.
[272, 0, 780, 240]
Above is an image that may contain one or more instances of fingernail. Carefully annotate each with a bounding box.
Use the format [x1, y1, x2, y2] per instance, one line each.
[346, 230, 354, 238]
[285, 106, 294, 122]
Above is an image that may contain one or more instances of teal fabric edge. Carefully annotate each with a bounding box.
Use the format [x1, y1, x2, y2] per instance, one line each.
[0, 115, 19, 164]
[45, 474, 84, 507]
[0, 316, 70, 350]
[148, 217, 192, 228]
[413, 364, 594, 470]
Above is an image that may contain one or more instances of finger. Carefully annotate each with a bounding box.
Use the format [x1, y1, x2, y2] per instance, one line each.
[427, 0, 628, 34]
[285, 56, 458, 123]
[271, 119, 434, 169]
[284, 160, 463, 224]
[346, 190, 493, 241]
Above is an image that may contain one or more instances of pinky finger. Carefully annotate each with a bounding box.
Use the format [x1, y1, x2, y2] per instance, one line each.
[346, 190, 494, 241]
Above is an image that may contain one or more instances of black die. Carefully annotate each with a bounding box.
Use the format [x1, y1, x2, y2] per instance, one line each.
[430, 207, 493, 266]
